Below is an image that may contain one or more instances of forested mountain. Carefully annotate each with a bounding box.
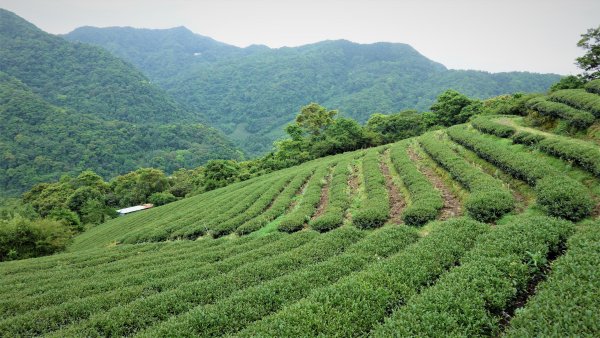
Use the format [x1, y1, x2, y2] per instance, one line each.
[66, 26, 562, 155]
[0, 10, 241, 195]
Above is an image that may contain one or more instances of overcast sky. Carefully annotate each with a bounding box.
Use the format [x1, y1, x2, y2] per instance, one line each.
[1, 0, 598, 75]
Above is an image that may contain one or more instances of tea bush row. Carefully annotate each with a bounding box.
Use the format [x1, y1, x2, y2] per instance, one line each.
[447, 125, 593, 221]
[238, 218, 489, 337]
[526, 96, 594, 129]
[352, 150, 390, 229]
[549, 89, 600, 117]
[372, 215, 574, 337]
[278, 163, 333, 233]
[389, 141, 443, 226]
[419, 132, 514, 222]
[311, 158, 352, 232]
[505, 220, 600, 337]
[140, 226, 419, 337]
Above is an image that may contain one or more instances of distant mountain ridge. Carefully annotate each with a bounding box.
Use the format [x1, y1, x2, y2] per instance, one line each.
[0, 9, 241, 195]
[65, 26, 562, 155]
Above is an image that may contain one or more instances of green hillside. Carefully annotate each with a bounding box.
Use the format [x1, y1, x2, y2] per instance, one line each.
[0, 10, 241, 195]
[64, 26, 561, 155]
[1, 84, 599, 336]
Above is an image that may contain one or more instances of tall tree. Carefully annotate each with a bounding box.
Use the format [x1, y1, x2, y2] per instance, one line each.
[576, 26, 600, 80]
[295, 103, 337, 137]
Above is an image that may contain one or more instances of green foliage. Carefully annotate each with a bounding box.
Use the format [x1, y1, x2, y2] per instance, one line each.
[365, 110, 425, 144]
[576, 25, 600, 80]
[585, 78, 600, 94]
[295, 102, 337, 137]
[238, 218, 489, 337]
[549, 89, 600, 117]
[0, 217, 71, 261]
[550, 75, 586, 92]
[372, 215, 574, 337]
[310, 159, 351, 232]
[505, 221, 600, 337]
[471, 116, 516, 137]
[278, 165, 331, 233]
[389, 141, 443, 226]
[419, 132, 514, 222]
[139, 225, 418, 337]
[473, 116, 600, 178]
[526, 96, 595, 129]
[148, 192, 177, 206]
[447, 125, 593, 221]
[0, 11, 240, 196]
[430, 89, 477, 126]
[65, 26, 560, 156]
[535, 176, 594, 221]
[352, 150, 389, 229]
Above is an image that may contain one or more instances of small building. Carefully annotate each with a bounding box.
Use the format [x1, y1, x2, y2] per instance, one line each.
[116, 204, 154, 216]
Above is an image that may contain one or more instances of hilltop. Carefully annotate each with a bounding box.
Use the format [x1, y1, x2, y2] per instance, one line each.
[0, 9, 240, 195]
[1, 79, 599, 336]
[65, 26, 561, 155]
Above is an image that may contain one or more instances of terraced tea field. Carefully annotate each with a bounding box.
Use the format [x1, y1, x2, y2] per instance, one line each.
[2, 85, 600, 336]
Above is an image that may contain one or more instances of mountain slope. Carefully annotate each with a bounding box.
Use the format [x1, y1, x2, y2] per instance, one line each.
[65, 26, 562, 155]
[1, 111, 598, 336]
[0, 9, 241, 195]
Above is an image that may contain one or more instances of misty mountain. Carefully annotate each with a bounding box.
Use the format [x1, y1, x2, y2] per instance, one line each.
[66, 26, 561, 155]
[0, 9, 240, 195]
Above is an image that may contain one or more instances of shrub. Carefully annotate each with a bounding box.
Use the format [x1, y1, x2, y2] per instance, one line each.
[585, 78, 600, 94]
[372, 215, 574, 337]
[526, 96, 595, 129]
[447, 125, 593, 221]
[148, 192, 177, 206]
[419, 132, 514, 223]
[389, 141, 443, 226]
[352, 151, 389, 229]
[505, 220, 600, 337]
[471, 116, 516, 137]
[0, 217, 72, 261]
[549, 89, 600, 117]
[535, 176, 594, 221]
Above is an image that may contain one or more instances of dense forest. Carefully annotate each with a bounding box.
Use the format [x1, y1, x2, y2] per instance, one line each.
[66, 26, 562, 155]
[0, 9, 241, 196]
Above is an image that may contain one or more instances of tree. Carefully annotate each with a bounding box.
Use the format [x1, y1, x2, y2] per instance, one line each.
[430, 90, 474, 126]
[576, 26, 600, 80]
[549, 75, 585, 92]
[203, 160, 241, 191]
[295, 103, 337, 137]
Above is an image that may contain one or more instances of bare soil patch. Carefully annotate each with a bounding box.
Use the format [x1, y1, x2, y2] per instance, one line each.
[311, 173, 332, 220]
[408, 147, 461, 220]
[380, 153, 405, 224]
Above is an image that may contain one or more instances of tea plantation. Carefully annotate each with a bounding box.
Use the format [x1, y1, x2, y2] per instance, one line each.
[1, 86, 599, 336]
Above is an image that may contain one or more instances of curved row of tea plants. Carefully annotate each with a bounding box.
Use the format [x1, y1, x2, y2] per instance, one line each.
[585, 79, 600, 94]
[526, 96, 594, 129]
[138, 225, 419, 337]
[372, 215, 574, 337]
[471, 116, 600, 178]
[277, 162, 334, 233]
[419, 132, 514, 222]
[40, 227, 362, 337]
[237, 218, 489, 337]
[310, 158, 352, 232]
[388, 140, 443, 226]
[352, 149, 390, 229]
[447, 125, 594, 221]
[505, 220, 600, 337]
[236, 167, 315, 235]
[0, 231, 318, 336]
[549, 89, 600, 117]
[0, 233, 281, 317]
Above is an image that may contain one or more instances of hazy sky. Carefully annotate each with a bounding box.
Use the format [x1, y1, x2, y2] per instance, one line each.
[1, 0, 598, 74]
